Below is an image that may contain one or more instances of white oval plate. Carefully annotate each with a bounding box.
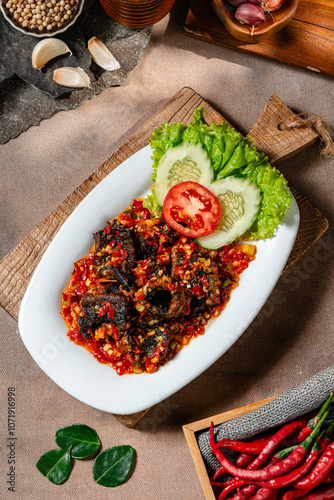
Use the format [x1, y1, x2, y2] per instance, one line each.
[18, 145, 299, 415]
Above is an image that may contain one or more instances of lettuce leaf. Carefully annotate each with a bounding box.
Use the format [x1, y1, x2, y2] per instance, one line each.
[142, 186, 162, 217]
[146, 107, 292, 240]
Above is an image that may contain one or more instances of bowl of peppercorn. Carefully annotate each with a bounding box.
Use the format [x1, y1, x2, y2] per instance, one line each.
[0, 0, 84, 37]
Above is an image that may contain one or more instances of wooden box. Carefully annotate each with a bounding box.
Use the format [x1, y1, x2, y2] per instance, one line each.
[183, 397, 276, 500]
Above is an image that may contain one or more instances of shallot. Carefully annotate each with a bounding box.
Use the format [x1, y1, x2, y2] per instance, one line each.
[264, 0, 284, 11]
[235, 3, 266, 35]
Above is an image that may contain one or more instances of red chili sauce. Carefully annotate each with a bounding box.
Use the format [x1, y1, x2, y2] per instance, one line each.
[61, 199, 256, 375]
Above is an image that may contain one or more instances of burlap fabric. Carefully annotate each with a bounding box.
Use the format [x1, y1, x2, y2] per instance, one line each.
[1, 0, 334, 496]
[198, 365, 334, 470]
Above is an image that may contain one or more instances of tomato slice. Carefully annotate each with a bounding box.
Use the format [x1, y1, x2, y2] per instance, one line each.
[162, 181, 221, 238]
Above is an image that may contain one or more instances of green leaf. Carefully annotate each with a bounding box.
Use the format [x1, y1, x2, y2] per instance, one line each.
[142, 187, 162, 218]
[55, 424, 101, 459]
[93, 445, 135, 487]
[36, 448, 72, 484]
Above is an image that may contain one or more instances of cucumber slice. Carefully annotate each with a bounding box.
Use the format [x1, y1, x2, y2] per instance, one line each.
[154, 142, 213, 206]
[196, 177, 261, 250]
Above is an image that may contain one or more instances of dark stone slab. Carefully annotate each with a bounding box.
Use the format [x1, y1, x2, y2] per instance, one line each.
[0, 6, 91, 97]
[0, 0, 152, 143]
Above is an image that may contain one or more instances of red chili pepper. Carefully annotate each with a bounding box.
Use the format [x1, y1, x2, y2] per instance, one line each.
[249, 487, 279, 499]
[142, 208, 151, 220]
[239, 439, 322, 490]
[191, 284, 204, 296]
[120, 213, 134, 227]
[215, 478, 247, 499]
[209, 423, 228, 478]
[236, 453, 255, 468]
[157, 241, 165, 254]
[212, 441, 269, 483]
[316, 419, 334, 454]
[245, 418, 308, 472]
[300, 484, 334, 500]
[211, 465, 228, 481]
[131, 199, 143, 211]
[293, 441, 334, 490]
[322, 467, 334, 483]
[210, 481, 227, 488]
[282, 488, 312, 499]
[67, 329, 85, 342]
[240, 485, 260, 498]
[210, 412, 328, 482]
[212, 437, 270, 454]
[232, 488, 279, 500]
[240, 455, 281, 498]
[234, 487, 249, 500]
[295, 411, 319, 443]
[96, 302, 115, 319]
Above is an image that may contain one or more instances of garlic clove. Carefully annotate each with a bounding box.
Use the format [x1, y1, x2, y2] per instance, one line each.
[32, 38, 72, 71]
[53, 67, 91, 88]
[87, 37, 120, 71]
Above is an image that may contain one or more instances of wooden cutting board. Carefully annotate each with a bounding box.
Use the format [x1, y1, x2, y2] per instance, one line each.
[0, 87, 328, 426]
[184, 0, 334, 77]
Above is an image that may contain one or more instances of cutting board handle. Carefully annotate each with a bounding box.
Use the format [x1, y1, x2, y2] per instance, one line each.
[247, 95, 318, 164]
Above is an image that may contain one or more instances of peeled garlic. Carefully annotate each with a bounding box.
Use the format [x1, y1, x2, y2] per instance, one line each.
[87, 37, 120, 71]
[32, 38, 72, 71]
[53, 67, 91, 88]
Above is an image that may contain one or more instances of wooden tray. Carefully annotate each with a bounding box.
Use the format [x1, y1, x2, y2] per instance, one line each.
[184, 0, 334, 77]
[0, 87, 328, 426]
[183, 396, 277, 500]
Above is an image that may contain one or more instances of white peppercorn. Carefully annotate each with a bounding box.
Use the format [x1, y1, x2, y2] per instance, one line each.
[3, 0, 80, 33]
